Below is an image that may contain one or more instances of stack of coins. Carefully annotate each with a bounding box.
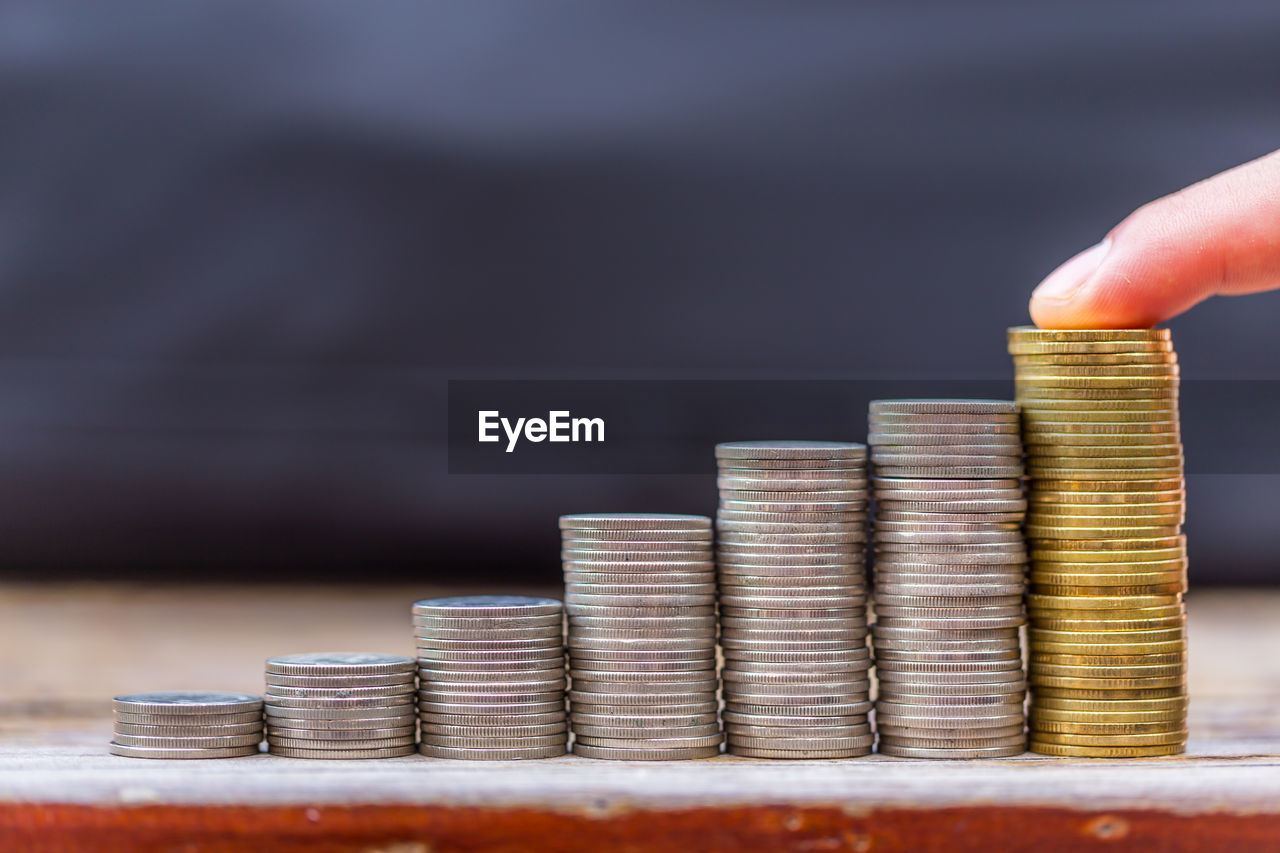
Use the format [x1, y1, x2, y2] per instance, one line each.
[715, 441, 873, 759]
[415, 595, 568, 760]
[1008, 326, 1188, 758]
[560, 514, 722, 760]
[868, 400, 1028, 758]
[110, 691, 263, 758]
[264, 653, 417, 758]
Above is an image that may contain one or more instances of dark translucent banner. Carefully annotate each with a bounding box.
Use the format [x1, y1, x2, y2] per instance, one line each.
[447, 379, 1279, 475]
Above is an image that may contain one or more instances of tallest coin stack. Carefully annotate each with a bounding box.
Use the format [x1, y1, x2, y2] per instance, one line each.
[1008, 327, 1188, 757]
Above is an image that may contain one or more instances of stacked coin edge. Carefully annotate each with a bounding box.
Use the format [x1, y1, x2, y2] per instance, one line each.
[111, 691, 264, 759]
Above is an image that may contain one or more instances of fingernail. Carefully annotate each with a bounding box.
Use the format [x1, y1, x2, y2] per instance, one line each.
[1032, 238, 1111, 303]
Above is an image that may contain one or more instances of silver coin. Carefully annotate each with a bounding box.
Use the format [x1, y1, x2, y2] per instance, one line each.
[725, 724, 871, 739]
[720, 605, 865, 619]
[265, 673, 417, 688]
[569, 659, 715, 673]
[423, 734, 569, 749]
[874, 647, 1021, 663]
[876, 699, 1025, 717]
[264, 684, 414, 700]
[417, 699, 565, 715]
[870, 400, 1019, 416]
[721, 648, 868, 664]
[113, 722, 264, 737]
[421, 722, 567, 737]
[720, 500, 869, 514]
[875, 688, 1025, 705]
[264, 703, 414, 720]
[720, 489, 868, 503]
[572, 723, 722, 739]
[876, 510, 1026, 524]
[109, 743, 260, 759]
[571, 703, 719, 718]
[564, 528, 714, 541]
[269, 745, 417, 759]
[875, 583, 1025, 597]
[570, 679, 718, 695]
[728, 744, 873, 759]
[418, 667, 564, 683]
[113, 711, 263, 726]
[112, 733, 264, 748]
[564, 571, 714, 586]
[877, 723, 1025, 739]
[574, 732, 724, 749]
[419, 711, 567, 727]
[264, 695, 414, 710]
[569, 613, 714, 627]
[730, 733, 874, 750]
[877, 734, 1027, 750]
[263, 714, 415, 730]
[570, 669, 717, 684]
[559, 514, 712, 532]
[420, 679, 569, 695]
[725, 701, 872, 717]
[568, 690, 715, 706]
[717, 531, 867, 545]
[112, 692, 262, 714]
[561, 537, 713, 552]
[571, 743, 721, 760]
[717, 510, 866, 524]
[413, 596, 563, 617]
[414, 636, 563, 650]
[264, 653, 416, 676]
[419, 743, 566, 760]
[411, 613, 565, 630]
[566, 582, 718, 596]
[565, 593, 717, 608]
[568, 647, 714, 661]
[868, 418, 1019, 433]
[876, 743, 1025, 758]
[265, 726, 417, 741]
[409, 624, 565, 639]
[725, 657, 870, 675]
[869, 432, 1022, 446]
[715, 441, 866, 460]
[716, 520, 865, 535]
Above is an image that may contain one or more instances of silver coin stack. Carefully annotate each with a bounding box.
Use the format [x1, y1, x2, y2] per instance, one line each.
[110, 691, 263, 758]
[561, 513, 722, 760]
[868, 399, 1029, 758]
[715, 441, 873, 759]
[415, 595, 568, 760]
[264, 652, 417, 759]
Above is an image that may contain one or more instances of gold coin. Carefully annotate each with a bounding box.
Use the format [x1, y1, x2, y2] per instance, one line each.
[1031, 706, 1185, 722]
[1028, 741, 1185, 757]
[1008, 341, 1173, 356]
[1030, 628, 1185, 645]
[1030, 560, 1186, 576]
[1028, 527, 1186, 542]
[1029, 469, 1183, 483]
[1032, 478, 1183, 493]
[1014, 362, 1179, 376]
[1013, 352, 1178, 366]
[1028, 662, 1185, 679]
[1030, 719, 1185, 735]
[1030, 651, 1185, 666]
[1031, 583, 1185, 597]
[1030, 549, 1186, 565]
[1030, 677, 1185, 692]
[1006, 327, 1172, 344]
[1026, 513, 1182, 528]
[1032, 619, 1184, 634]
[1016, 375, 1179, 390]
[1030, 641, 1186, 657]
[1024, 434, 1181, 449]
[1026, 593, 1180, 609]
[1029, 569, 1186, 585]
[1016, 388, 1178, 403]
[1032, 695, 1186, 712]
[1028, 500, 1183, 515]
[1021, 408, 1178, 423]
[1030, 729, 1187, 746]
[1027, 442, 1182, 458]
[1026, 453, 1183, 468]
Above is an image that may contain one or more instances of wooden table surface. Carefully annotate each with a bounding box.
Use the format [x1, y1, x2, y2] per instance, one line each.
[2, 584, 1278, 852]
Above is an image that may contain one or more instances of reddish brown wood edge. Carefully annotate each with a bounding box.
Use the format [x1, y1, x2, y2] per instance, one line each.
[2, 803, 1277, 852]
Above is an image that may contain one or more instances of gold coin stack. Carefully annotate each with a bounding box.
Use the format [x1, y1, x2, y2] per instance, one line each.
[1008, 326, 1188, 758]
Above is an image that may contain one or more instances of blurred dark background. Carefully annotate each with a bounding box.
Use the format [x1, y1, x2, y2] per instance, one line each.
[0, 1, 1277, 584]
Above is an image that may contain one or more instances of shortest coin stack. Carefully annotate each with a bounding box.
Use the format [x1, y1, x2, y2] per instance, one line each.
[110, 691, 263, 758]
[264, 653, 417, 759]
[415, 596, 568, 760]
